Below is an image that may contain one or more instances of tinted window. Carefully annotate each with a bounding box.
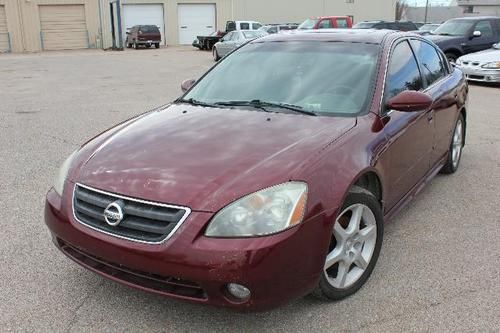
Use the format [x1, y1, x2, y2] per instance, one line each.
[336, 19, 348, 28]
[252, 23, 262, 30]
[318, 19, 332, 29]
[240, 23, 250, 30]
[140, 25, 159, 33]
[185, 42, 380, 116]
[386, 41, 423, 100]
[474, 21, 493, 37]
[410, 40, 446, 86]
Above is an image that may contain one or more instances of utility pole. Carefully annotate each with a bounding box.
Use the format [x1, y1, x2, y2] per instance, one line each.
[424, 0, 430, 23]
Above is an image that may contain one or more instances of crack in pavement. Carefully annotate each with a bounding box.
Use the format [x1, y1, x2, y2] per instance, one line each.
[65, 280, 104, 333]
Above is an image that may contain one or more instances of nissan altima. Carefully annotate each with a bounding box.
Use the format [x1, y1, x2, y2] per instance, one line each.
[45, 29, 468, 310]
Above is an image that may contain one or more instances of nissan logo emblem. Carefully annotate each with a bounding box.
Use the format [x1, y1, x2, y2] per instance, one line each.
[103, 200, 125, 226]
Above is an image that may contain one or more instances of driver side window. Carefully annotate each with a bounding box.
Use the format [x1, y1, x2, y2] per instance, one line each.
[474, 21, 493, 37]
[385, 41, 423, 108]
[318, 19, 332, 29]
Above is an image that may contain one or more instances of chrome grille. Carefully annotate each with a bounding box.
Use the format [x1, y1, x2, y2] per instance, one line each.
[73, 184, 191, 244]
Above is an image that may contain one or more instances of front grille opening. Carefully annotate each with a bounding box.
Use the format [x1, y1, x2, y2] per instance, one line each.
[59, 240, 207, 300]
[73, 184, 190, 243]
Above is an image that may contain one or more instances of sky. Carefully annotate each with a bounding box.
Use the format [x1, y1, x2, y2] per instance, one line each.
[410, 0, 454, 6]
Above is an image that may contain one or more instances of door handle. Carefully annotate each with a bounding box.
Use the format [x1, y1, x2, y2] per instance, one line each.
[180, 26, 188, 29]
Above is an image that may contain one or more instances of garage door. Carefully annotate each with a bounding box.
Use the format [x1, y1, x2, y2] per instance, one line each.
[123, 4, 165, 45]
[39, 5, 88, 50]
[178, 4, 215, 45]
[0, 5, 9, 52]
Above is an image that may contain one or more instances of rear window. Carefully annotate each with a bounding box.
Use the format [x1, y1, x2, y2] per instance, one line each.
[240, 23, 250, 30]
[242, 31, 265, 39]
[140, 25, 159, 33]
[353, 22, 377, 29]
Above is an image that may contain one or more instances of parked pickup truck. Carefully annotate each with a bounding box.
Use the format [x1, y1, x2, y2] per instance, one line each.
[297, 16, 353, 30]
[195, 20, 263, 50]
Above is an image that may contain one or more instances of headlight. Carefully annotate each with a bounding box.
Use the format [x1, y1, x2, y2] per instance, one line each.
[205, 182, 308, 237]
[455, 58, 462, 66]
[53, 150, 78, 196]
[482, 62, 500, 69]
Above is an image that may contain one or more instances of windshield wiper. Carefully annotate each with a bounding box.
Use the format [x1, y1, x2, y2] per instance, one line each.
[178, 98, 218, 108]
[215, 100, 317, 116]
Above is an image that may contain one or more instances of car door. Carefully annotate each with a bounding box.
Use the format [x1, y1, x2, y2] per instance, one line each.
[381, 40, 434, 209]
[410, 39, 458, 165]
[218, 32, 233, 56]
[465, 20, 497, 53]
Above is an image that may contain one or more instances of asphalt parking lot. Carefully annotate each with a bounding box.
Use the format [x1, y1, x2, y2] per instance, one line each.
[1, 47, 499, 332]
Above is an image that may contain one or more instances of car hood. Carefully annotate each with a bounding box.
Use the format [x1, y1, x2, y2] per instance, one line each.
[75, 104, 355, 212]
[426, 34, 463, 44]
[459, 48, 500, 63]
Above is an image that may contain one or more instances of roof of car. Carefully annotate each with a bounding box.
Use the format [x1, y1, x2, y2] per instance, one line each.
[447, 16, 500, 20]
[253, 29, 400, 44]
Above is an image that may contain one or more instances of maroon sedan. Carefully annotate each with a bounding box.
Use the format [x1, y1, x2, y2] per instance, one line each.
[45, 29, 468, 310]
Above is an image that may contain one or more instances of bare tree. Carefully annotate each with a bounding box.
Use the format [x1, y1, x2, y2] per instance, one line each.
[395, 0, 409, 21]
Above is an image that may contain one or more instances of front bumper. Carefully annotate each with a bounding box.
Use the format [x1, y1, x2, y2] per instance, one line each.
[44, 185, 334, 311]
[457, 66, 500, 83]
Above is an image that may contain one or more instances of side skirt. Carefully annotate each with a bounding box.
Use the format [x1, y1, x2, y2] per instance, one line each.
[384, 155, 447, 222]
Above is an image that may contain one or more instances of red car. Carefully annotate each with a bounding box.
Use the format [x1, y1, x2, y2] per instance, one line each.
[298, 16, 353, 30]
[45, 30, 468, 310]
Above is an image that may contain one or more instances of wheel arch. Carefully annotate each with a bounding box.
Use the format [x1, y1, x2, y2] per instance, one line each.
[444, 48, 462, 58]
[343, 169, 385, 212]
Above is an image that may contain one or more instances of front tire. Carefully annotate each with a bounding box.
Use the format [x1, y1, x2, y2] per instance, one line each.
[441, 113, 465, 174]
[133, 41, 139, 50]
[445, 52, 458, 64]
[313, 186, 383, 300]
[213, 47, 220, 61]
[155, 43, 160, 49]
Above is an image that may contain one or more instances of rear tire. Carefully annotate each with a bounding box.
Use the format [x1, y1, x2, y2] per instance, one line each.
[441, 113, 465, 174]
[133, 41, 139, 50]
[145, 44, 151, 48]
[155, 43, 160, 49]
[313, 186, 383, 301]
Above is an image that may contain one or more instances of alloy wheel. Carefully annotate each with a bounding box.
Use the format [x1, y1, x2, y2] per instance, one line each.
[324, 204, 377, 289]
[452, 118, 463, 169]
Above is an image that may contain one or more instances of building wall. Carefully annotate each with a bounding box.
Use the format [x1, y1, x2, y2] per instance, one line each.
[1, 0, 101, 52]
[232, 0, 397, 24]
[3, 0, 397, 53]
[403, 6, 463, 23]
[101, 0, 232, 49]
[457, 0, 500, 16]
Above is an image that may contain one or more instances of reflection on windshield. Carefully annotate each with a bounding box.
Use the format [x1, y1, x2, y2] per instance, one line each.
[183, 42, 380, 116]
[432, 20, 474, 36]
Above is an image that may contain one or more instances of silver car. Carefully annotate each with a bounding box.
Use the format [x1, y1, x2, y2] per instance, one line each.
[456, 43, 500, 83]
[213, 30, 267, 61]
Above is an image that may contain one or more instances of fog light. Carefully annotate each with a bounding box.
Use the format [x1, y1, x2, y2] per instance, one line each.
[226, 283, 251, 300]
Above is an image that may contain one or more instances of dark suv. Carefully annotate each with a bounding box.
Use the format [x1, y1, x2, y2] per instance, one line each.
[125, 25, 162, 49]
[427, 17, 500, 63]
[353, 21, 418, 31]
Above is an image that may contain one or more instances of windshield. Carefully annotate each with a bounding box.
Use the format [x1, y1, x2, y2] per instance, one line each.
[419, 24, 439, 31]
[298, 19, 318, 30]
[183, 42, 380, 116]
[353, 22, 376, 29]
[243, 31, 266, 39]
[432, 20, 474, 36]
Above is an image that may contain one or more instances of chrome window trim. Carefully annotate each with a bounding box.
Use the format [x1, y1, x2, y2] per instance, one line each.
[379, 36, 452, 116]
[72, 183, 192, 245]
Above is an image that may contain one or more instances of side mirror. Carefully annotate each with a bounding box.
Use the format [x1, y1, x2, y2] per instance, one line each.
[181, 79, 196, 93]
[472, 30, 481, 38]
[386, 90, 433, 112]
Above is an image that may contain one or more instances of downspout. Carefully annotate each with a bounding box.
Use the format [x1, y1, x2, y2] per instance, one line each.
[97, 0, 104, 49]
[116, 0, 124, 49]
